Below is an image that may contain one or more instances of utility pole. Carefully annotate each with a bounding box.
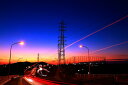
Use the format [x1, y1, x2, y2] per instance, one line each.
[58, 21, 66, 65]
[74, 57, 75, 63]
[37, 53, 39, 62]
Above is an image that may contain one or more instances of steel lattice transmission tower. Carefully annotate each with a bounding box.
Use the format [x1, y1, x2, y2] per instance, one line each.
[58, 21, 66, 65]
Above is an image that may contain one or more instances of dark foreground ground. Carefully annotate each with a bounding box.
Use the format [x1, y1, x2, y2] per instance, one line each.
[45, 74, 128, 85]
[1, 61, 128, 85]
[0, 76, 31, 85]
[1, 74, 128, 85]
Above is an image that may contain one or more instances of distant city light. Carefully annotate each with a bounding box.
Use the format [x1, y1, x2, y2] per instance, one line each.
[28, 66, 31, 68]
[73, 63, 76, 65]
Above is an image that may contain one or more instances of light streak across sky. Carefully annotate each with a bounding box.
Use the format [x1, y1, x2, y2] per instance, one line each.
[91, 41, 128, 54]
[0, 0, 128, 64]
[65, 15, 128, 49]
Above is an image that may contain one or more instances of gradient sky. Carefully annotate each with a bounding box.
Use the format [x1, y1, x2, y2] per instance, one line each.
[0, 0, 128, 64]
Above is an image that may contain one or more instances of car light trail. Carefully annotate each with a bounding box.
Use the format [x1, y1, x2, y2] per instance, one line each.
[65, 15, 128, 49]
[24, 77, 33, 82]
[91, 41, 128, 54]
[26, 78, 33, 82]
[24, 76, 76, 85]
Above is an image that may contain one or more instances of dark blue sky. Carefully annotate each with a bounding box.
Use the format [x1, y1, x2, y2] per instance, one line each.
[0, 0, 128, 63]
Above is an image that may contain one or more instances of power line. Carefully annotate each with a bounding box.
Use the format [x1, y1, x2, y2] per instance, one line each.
[65, 15, 128, 49]
[91, 41, 128, 54]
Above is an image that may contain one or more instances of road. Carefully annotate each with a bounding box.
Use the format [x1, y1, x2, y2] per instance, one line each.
[23, 76, 76, 85]
[2, 76, 75, 85]
[3, 76, 31, 85]
[2, 75, 128, 85]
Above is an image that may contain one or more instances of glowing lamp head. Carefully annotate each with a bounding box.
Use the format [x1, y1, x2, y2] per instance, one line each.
[79, 45, 84, 48]
[19, 41, 24, 45]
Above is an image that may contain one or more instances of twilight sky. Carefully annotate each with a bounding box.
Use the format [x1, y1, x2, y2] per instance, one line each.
[0, 0, 128, 64]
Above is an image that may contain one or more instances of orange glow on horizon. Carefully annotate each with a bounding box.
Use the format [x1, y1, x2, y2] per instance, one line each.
[0, 47, 128, 65]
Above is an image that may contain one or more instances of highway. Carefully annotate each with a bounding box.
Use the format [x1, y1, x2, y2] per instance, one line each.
[1, 74, 128, 85]
[3, 76, 31, 85]
[2, 76, 75, 85]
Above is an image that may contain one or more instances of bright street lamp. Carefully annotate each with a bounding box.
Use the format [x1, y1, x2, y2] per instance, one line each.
[8, 41, 24, 76]
[19, 41, 24, 45]
[79, 45, 90, 74]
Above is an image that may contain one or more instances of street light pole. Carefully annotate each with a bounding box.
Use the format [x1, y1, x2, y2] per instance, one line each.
[79, 45, 90, 74]
[8, 42, 24, 77]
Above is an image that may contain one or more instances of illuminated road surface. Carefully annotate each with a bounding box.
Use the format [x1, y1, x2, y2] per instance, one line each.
[3, 76, 75, 85]
[24, 76, 76, 85]
[2, 75, 128, 85]
[3, 76, 30, 85]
